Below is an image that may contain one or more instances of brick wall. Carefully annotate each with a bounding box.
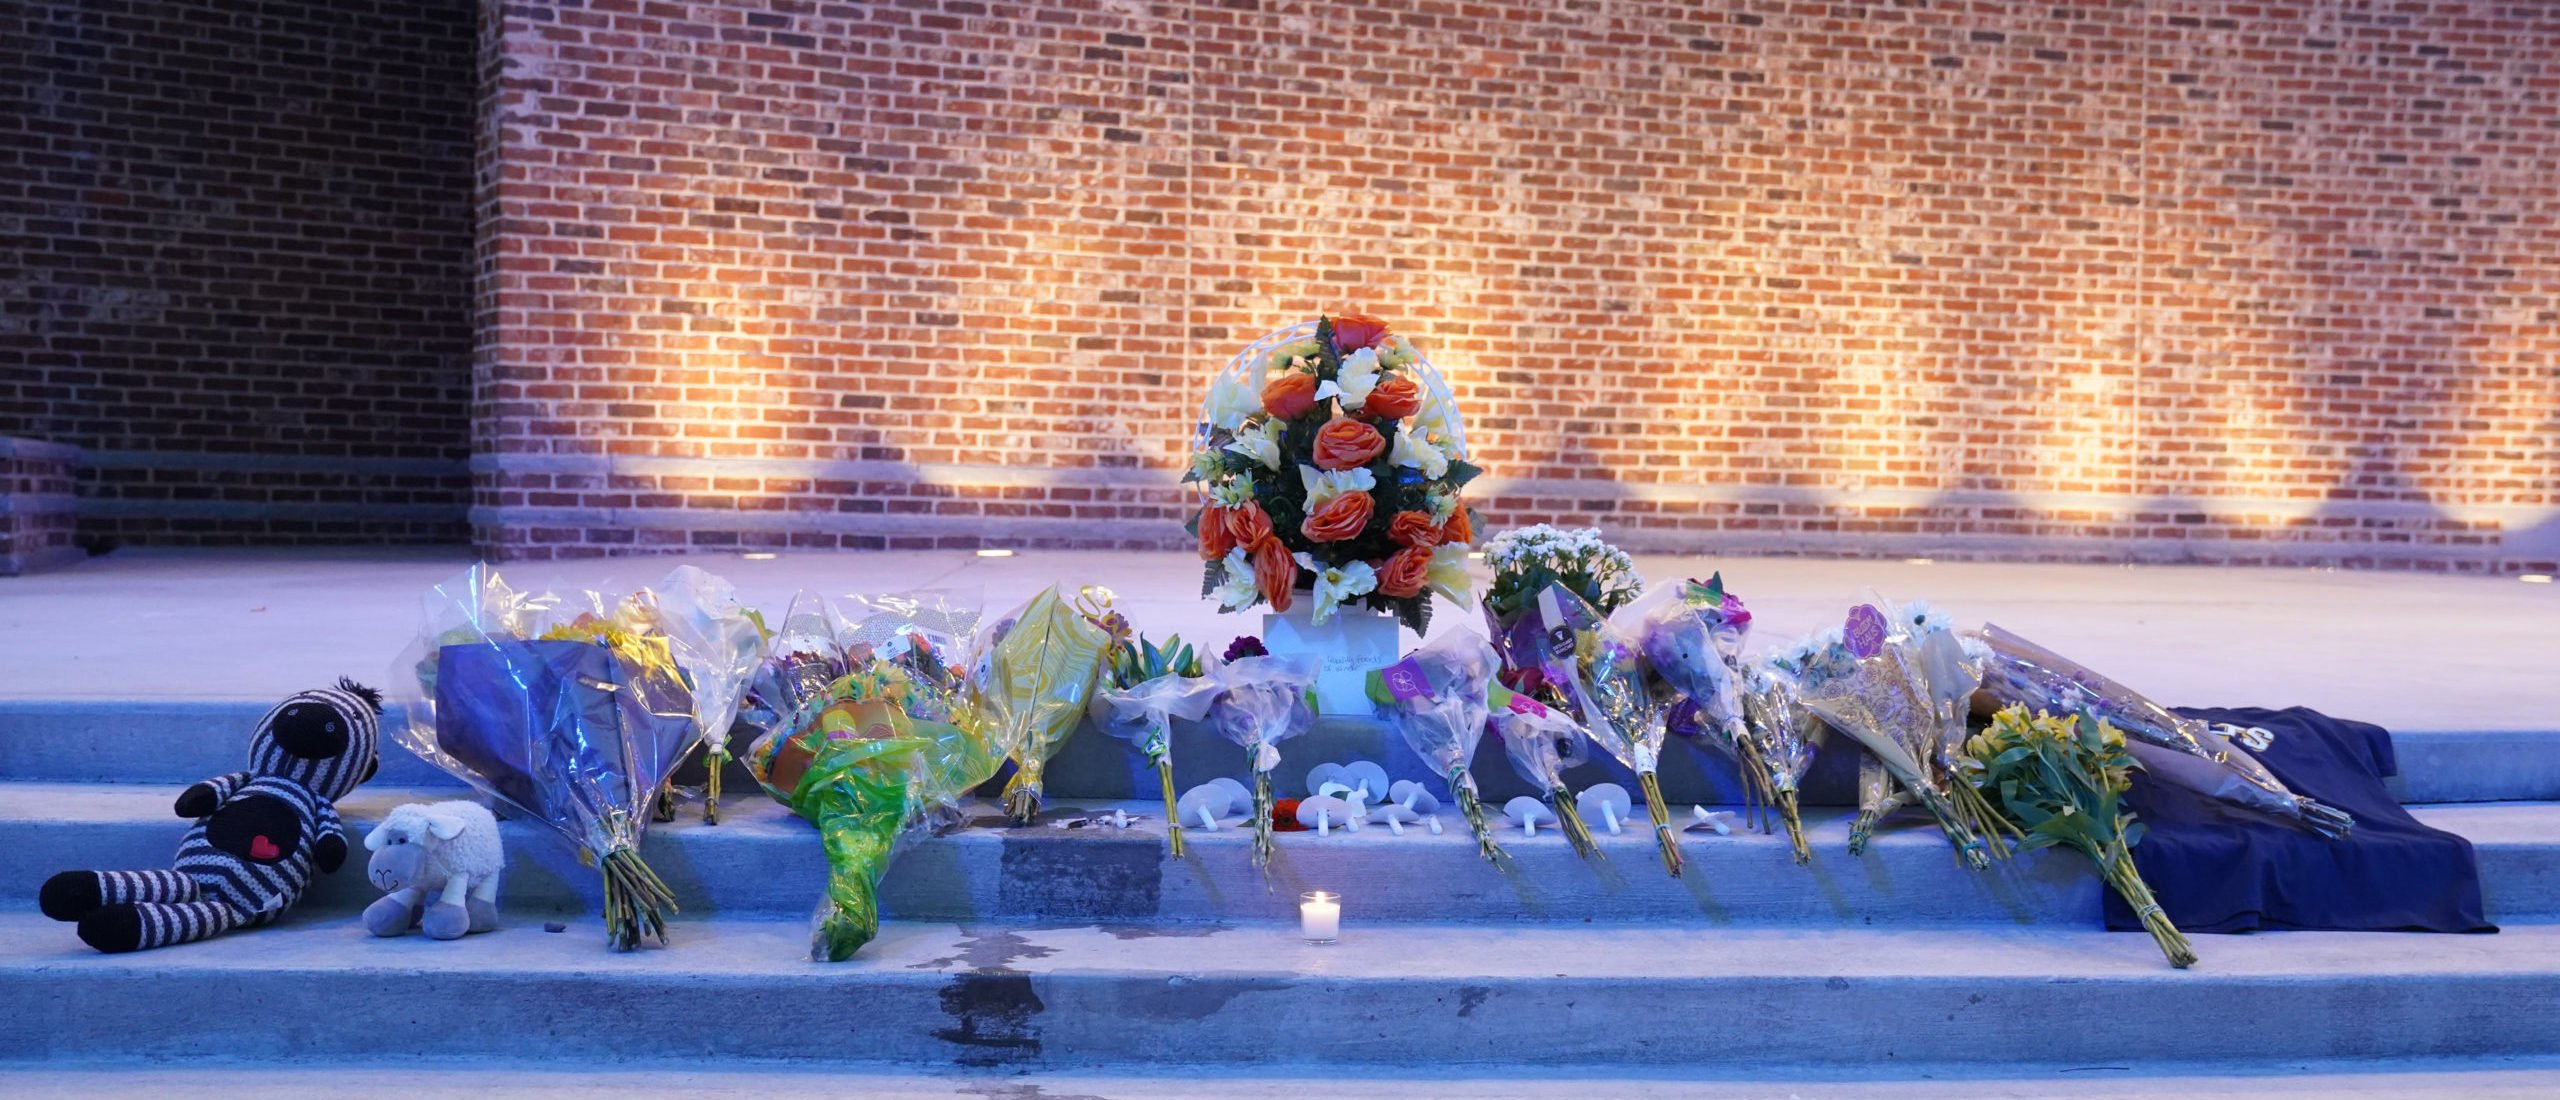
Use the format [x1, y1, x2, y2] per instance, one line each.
[356, 3, 2560, 569]
[0, 0, 475, 545]
[0, 437, 82, 575]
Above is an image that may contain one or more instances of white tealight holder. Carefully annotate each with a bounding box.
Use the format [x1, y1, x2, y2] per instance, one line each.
[1300, 891, 1340, 944]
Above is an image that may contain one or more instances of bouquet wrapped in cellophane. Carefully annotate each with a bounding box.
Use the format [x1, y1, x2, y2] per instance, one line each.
[391, 564, 757, 951]
[1638, 573, 1816, 864]
[649, 568, 768, 824]
[972, 586, 1114, 825]
[1774, 602, 2011, 870]
[1366, 630, 1507, 864]
[740, 589, 1003, 961]
[1961, 706, 2197, 968]
[1486, 687, 1603, 860]
[1088, 632, 1216, 856]
[1969, 623, 2353, 839]
[1495, 583, 1679, 874]
[1205, 639, 1319, 869]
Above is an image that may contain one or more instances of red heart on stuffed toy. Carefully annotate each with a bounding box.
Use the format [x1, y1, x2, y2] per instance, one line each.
[248, 835, 282, 861]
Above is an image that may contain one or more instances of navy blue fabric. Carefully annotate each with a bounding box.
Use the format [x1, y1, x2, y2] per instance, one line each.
[2107, 706, 2494, 934]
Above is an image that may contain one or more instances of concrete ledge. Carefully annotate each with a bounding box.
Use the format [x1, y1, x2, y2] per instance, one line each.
[1, 914, 2553, 1066]
[7, 784, 2552, 926]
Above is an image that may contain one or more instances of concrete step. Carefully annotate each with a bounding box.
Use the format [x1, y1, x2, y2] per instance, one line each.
[0, 912, 2548, 1067]
[5, 697, 2553, 804]
[8, 782, 2553, 927]
[8, 1057, 2560, 1099]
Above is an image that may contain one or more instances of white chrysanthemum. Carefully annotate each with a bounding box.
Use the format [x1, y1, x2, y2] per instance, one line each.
[1297, 463, 1376, 509]
[1318, 347, 1382, 412]
[1187, 451, 1225, 482]
[1426, 491, 1458, 524]
[1295, 553, 1378, 625]
[1212, 548, 1259, 611]
[1225, 417, 1284, 471]
[1389, 428, 1449, 479]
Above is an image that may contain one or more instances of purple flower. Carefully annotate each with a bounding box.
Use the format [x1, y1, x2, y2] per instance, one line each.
[1222, 635, 1269, 662]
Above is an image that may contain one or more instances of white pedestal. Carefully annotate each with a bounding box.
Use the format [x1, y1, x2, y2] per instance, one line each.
[1262, 603, 1404, 715]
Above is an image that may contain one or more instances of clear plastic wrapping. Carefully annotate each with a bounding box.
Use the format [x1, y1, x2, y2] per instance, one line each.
[969, 586, 1114, 825]
[1969, 622, 2352, 838]
[1366, 630, 1505, 863]
[1206, 651, 1319, 868]
[1776, 602, 2009, 870]
[1485, 689, 1603, 860]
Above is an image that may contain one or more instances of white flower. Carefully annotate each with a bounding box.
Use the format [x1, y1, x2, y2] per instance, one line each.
[1209, 473, 1257, 509]
[1317, 348, 1382, 412]
[1212, 548, 1260, 611]
[1296, 553, 1377, 625]
[1425, 543, 1474, 607]
[1426, 491, 1458, 524]
[1379, 335, 1418, 368]
[1225, 417, 1284, 471]
[1389, 429, 1450, 479]
[1297, 463, 1376, 509]
[1187, 451, 1225, 482]
[1205, 362, 1268, 433]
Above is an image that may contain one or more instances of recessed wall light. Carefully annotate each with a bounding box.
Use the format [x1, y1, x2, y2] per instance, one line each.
[1904, 557, 1935, 566]
[740, 552, 778, 561]
[2522, 574, 2553, 584]
[975, 548, 1016, 559]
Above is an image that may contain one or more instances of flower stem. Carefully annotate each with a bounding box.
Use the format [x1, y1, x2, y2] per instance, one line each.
[2103, 846, 2197, 968]
[1156, 755, 1184, 859]
[1250, 762, 1275, 870]
[599, 845, 677, 952]
[702, 747, 724, 826]
[1638, 770, 1683, 878]
[1453, 773, 1506, 865]
[1774, 786, 1811, 865]
[1548, 786, 1602, 861]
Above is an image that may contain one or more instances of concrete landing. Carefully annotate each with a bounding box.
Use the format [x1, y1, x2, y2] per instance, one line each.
[3, 549, 2554, 743]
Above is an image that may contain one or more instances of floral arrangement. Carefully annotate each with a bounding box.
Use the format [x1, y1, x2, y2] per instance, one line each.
[1188, 315, 1478, 632]
[1480, 524, 1644, 623]
[1961, 706, 2197, 968]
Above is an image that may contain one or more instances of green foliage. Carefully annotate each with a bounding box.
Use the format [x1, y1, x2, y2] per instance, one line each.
[1960, 707, 2144, 859]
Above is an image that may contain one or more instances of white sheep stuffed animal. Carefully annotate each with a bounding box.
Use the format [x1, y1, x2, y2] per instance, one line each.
[361, 800, 503, 940]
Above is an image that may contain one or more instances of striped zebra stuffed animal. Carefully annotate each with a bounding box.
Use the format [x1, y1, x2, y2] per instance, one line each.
[40, 679, 383, 953]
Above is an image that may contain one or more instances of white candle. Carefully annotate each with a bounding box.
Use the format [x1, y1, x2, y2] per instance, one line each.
[1299, 891, 1340, 944]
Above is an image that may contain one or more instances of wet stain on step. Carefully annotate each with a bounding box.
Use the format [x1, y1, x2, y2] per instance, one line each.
[998, 834, 1162, 920]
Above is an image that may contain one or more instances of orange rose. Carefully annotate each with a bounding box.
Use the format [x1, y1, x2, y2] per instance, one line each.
[1223, 500, 1274, 550]
[1364, 373, 1422, 420]
[1312, 417, 1386, 471]
[1252, 538, 1297, 613]
[1376, 546, 1433, 599]
[1438, 506, 1474, 547]
[1387, 510, 1440, 549]
[1330, 313, 1390, 352]
[1300, 490, 1374, 543]
[1198, 505, 1235, 561]
[1263, 371, 1318, 421]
